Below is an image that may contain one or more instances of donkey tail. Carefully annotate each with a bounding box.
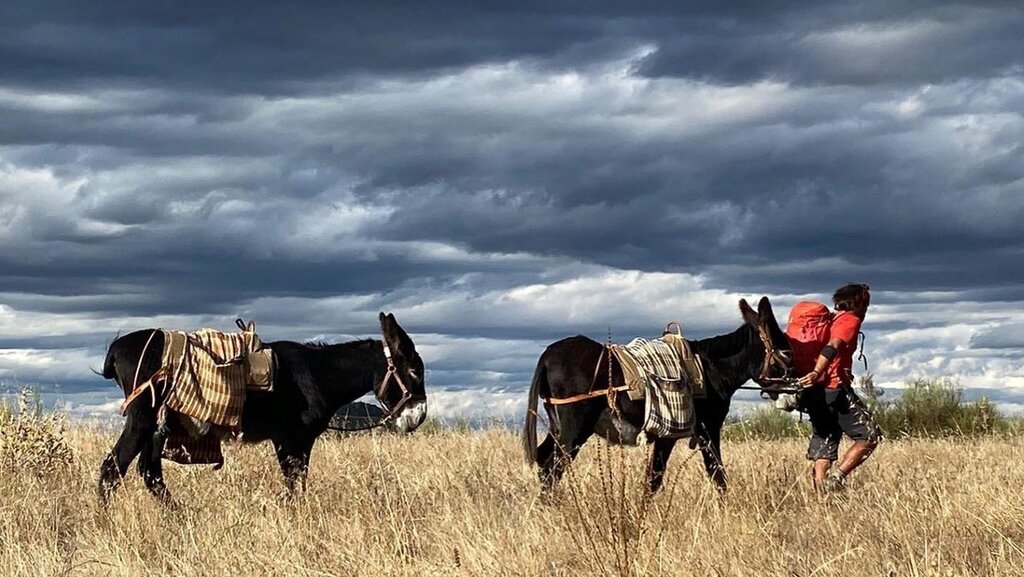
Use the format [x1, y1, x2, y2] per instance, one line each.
[522, 359, 546, 465]
[101, 337, 119, 381]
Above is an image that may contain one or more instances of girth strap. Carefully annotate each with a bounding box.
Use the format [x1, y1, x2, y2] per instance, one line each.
[542, 345, 629, 405]
[544, 385, 631, 405]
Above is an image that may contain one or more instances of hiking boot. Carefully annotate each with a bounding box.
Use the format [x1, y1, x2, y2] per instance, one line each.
[822, 467, 846, 492]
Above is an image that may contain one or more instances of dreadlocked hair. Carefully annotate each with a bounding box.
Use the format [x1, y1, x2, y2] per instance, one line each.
[833, 283, 870, 312]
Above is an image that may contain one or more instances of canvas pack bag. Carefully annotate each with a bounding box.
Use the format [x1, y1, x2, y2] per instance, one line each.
[660, 322, 706, 399]
[246, 347, 274, 390]
[641, 377, 696, 439]
[785, 301, 833, 376]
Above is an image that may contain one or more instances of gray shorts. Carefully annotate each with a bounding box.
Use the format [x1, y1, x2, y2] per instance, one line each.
[803, 385, 881, 461]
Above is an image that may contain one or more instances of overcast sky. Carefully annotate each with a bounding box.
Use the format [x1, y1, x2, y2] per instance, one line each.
[1, 1, 1022, 420]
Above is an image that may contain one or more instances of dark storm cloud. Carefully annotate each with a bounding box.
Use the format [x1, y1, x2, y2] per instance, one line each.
[1, 0, 1023, 414]
[0, 1, 600, 93]
[636, 3, 1024, 85]
[361, 79, 1024, 296]
[2, 13, 1022, 307]
[3, 1, 1019, 93]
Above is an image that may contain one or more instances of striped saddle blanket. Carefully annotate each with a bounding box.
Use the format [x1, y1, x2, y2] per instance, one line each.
[610, 338, 681, 396]
[610, 331, 706, 440]
[162, 323, 271, 429]
[147, 321, 274, 465]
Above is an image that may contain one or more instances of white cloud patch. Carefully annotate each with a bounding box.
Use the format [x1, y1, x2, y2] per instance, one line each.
[4, 271, 1024, 421]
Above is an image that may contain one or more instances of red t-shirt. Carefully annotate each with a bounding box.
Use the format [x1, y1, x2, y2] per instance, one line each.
[824, 312, 862, 389]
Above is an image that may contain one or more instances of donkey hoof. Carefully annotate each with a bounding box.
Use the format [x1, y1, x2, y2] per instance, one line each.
[97, 481, 120, 505]
[155, 490, 179, 510]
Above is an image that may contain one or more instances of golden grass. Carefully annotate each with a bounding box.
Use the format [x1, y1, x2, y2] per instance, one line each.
[1, 427, 1022, 577]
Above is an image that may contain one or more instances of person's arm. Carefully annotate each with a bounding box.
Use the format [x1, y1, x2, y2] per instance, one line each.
[797, 336, 845, 387]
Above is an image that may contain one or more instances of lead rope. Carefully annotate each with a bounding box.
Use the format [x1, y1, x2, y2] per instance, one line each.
[607, 326, 622, 424]
[325, 418, 387, 433]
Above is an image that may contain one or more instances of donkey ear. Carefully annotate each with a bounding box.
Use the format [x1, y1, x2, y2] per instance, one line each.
[757, 296, 774, 322]
[379, 311, 389, 331]
[739, 299, 758, 326]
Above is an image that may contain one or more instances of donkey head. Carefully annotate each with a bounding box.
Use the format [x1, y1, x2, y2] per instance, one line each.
[739, 296, 793, 383]
[379, 311, 428, 433]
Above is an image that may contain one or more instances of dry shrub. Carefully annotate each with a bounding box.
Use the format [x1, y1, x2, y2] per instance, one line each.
[0, 389, 74, 476]
[723, 406, 811, 441]
[871, 378, 1013, 437]
[558, 439, 687, 577]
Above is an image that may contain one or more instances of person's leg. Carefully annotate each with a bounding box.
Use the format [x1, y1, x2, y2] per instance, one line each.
[838, 441, 875, 473]
[834, 386, 881, 479]
[814, 428, 842, 491]
[812, 458, 832, 487]
[804, 388, 840, 490]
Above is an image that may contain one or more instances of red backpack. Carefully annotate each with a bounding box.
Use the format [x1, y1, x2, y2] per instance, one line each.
[785, 302, 833, 375]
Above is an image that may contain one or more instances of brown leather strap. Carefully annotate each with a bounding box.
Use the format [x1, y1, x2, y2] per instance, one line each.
[544, 344, 626, 405]
[543, 385, 630, 405]
[374, 340, 426, 420]
[119, 367, 169, 415]
[120, 381, 153, 415]
[588, 346, 606, 394]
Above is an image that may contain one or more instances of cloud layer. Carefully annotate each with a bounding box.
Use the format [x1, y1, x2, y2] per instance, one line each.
[1, 1, 1022, 418]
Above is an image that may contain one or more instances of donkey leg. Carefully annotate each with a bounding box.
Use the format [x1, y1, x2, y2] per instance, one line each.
[274, 436, 314, 496]
[136, 425, 174, 504]
[97, 405, 157, 503]
[536, 432, 559, 497]
[536, 433, 556, 471]
[646, 437, 678, 494]
[540, 406, 597, 498]
[697, 420, 727, 491]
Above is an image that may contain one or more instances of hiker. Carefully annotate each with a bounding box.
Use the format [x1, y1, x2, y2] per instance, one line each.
[794, 283, 881, 491]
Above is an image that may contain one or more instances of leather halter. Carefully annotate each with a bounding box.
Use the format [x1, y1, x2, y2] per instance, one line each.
[325, 339, 426, 433]
[374, 340, 426, 422]
[753, 324, 792, 387]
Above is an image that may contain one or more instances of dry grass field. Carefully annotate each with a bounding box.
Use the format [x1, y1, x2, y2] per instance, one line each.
[2, 425, 1023, 577]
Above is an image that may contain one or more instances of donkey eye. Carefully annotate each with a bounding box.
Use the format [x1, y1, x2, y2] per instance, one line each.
[408, 369, 419, 380]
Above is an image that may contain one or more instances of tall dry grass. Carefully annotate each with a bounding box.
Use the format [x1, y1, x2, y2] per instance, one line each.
[1, 426, 1022, 577]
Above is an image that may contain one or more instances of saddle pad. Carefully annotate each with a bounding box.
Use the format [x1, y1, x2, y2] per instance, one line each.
[642, 377, 695, 439]
[610, 337, 681, 399]
[163, 327, 262, 429]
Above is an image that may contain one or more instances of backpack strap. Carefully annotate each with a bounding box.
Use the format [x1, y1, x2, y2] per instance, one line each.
[857, 331, 868, 371]
[832, 310, 868, 371]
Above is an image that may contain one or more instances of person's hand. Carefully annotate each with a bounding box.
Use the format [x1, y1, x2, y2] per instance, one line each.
[797, 370, 821, 388]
